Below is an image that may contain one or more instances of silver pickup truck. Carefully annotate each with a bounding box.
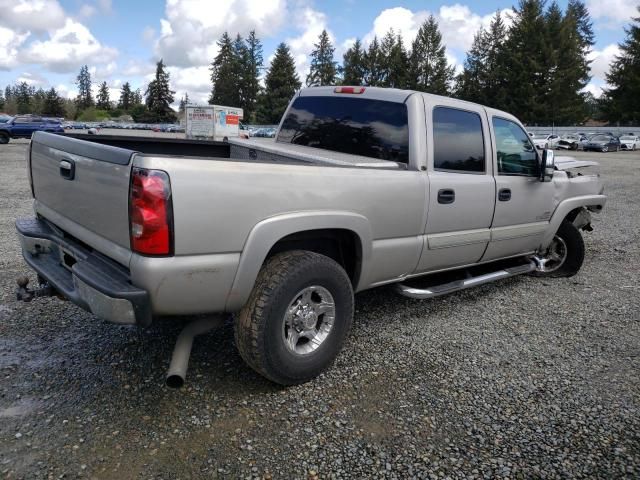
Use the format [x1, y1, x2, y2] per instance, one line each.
[16, 87, 606, 387]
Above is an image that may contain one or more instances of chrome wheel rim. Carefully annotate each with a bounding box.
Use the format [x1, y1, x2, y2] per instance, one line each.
[282, 286, 335, 355]
[533, 236, 568, 273]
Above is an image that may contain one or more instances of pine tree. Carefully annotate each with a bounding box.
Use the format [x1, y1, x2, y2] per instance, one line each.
[342, 39, 366, 86]
[210, 32, 242, 107]
[145, 59, 176, 122]
[387, 34, 410, 88]
[256, 42, 301, 124]
[242, 30, 263, 121]
[306, 30, 338, 87]
[456, 12, 509, 109]
[32, 87, 46, 114]
[602, 7, 640, 124]
[364, 36, 384, 86]
[178, 93, 190, 115]
[96, 81, 111, 110]
[75, 65, 94, 111]
[0, 89, 4, 111]
[502, 0, 550, 124]
[42, 88, 66, 117]
[409, 16, 454, 95]
[118, 82, 133, 110]
[132, 88, 143, 105]
[15, 82, 31, 114]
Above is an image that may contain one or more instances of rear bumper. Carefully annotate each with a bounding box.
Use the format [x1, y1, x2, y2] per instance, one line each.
[16, 217, 151, 326]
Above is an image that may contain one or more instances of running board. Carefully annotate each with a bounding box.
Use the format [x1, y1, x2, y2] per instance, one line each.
[395, 261, 536, 299]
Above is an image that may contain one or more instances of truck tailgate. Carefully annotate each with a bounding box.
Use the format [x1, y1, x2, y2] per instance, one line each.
[30, 132, 135, 266]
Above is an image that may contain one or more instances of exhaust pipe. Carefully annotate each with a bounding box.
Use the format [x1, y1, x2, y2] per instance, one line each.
[166, 315, 224, 388]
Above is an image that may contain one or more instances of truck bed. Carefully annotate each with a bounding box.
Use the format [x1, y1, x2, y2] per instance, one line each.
[61, 133, 406, 169]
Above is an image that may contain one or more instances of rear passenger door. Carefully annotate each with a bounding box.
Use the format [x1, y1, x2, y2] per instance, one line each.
[415, 100, 496, 273]
[482, 115, 555, 261]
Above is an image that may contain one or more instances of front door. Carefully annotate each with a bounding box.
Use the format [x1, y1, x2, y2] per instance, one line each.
[482, 115, 556, 261]
[415, 101, 496, 273]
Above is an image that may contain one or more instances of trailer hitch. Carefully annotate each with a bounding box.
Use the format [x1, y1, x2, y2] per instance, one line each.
[16, 276, 54, 302]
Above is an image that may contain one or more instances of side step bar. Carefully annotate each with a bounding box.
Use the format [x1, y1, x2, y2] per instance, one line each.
[395, 261, 536, 299]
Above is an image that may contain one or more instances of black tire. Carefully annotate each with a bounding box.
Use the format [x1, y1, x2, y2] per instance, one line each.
[532, 220, 585, 278]
[0, 132, 9, 144]
[235, 250, 354, 385]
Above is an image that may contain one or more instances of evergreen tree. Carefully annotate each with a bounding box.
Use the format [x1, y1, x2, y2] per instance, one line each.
[409, 16, 454, 95]
[118, 82, 133, 110]
[178, 93, 190, 114]
[306, 30, 338, 86]
[96, 81, 111, 110]
[42, 88, 66, 117]
[256, 42, 301, 124]
[210, 32, 242, 107]
[75, 65, 94, 111]
[145, 59, 176, 122]
[501, 0, 550, 124]
[16, 82, 31, 114]
[387, 34, 410, 88]
[132, 88, 143, 105]
[602, 7, 640, 123]
[242, 30, 263, 121]
[342, 39, 366, 85]
[456, 12, 509, 109]
[364, 36, 384, 86]
[4, 85, 12, 102]
[0, 89, 4, 111]
[32, 87, 46, 114]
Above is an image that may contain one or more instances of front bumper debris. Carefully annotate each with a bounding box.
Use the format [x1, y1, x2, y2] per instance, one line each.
[16, 217, 151, 326]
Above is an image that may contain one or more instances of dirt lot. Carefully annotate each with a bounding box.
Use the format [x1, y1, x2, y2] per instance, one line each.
[0, 137, 639, 479]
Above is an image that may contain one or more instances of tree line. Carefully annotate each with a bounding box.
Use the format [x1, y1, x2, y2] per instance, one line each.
[1, 0, 638, 125]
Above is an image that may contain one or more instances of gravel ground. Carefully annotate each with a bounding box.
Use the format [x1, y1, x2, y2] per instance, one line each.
[0, 137, 639, 479]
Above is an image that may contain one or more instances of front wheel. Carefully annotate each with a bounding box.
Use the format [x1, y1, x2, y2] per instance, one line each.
[531, 220, 585, 277]
[235, 251, 354, 385]
[0, 132, 9, 144]
[602, 146, 609, 152]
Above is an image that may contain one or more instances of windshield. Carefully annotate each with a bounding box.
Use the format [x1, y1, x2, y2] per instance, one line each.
[620, 136, 634, 140]
[591, 135, 609, 141]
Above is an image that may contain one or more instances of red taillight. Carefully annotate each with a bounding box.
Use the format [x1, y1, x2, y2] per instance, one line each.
[334, 86, 366, 94]
[129, 167, 173, 256]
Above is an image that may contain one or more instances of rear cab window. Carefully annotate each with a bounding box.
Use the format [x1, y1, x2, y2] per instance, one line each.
[277, 96, 409, 164]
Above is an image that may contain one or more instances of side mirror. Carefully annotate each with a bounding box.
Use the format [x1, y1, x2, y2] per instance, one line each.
[540, 149, 555, 182]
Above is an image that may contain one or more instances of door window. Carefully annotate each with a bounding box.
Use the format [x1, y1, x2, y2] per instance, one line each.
[433, 107, 485, 173]
[492, 117, 539, 176]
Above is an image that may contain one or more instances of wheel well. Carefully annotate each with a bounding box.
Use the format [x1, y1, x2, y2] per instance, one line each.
[565, 207, 584, 223]
[266, 229, 362, 286]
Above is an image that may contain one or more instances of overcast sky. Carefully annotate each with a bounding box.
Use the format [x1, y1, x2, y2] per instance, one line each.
[0, 0, 636, 107]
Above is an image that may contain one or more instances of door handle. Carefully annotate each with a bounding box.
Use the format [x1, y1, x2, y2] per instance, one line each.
[437, 189, 455, 204]
[59, 159, 75, 180]
[498, 188, 511, 201]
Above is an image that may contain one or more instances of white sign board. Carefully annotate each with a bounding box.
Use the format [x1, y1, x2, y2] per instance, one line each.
[213, 105, 243, 139]
[185, 104, 244, 140]
[185, 106, 215, 139]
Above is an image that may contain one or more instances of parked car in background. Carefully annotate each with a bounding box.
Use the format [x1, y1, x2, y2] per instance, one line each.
[583, 134, 621, 152]
[619, 135, 640, 151]
[0, 115, 64, 144]
[557, 134, 587, 150]
[531, 133, 560, 150]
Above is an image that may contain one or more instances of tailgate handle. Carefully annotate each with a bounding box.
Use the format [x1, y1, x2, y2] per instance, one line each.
[59, 159, 75, 180]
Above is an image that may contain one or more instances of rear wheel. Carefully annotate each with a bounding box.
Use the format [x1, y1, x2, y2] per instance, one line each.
[235, 250, 354, 385]
[532, 220, 584, 278]
[0, 132, 9, 144]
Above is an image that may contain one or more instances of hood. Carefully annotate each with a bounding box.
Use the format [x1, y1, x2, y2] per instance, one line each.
[554, 156, 599, 170]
